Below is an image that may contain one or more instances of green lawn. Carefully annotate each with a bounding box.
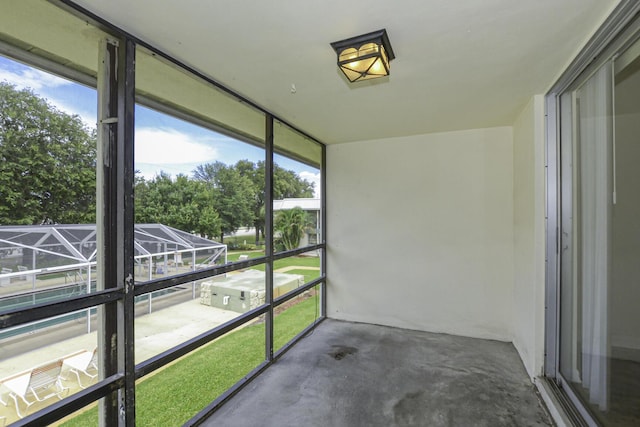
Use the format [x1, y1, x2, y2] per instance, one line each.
[60, 295, 319, 427]
[226, 251, 321, 273]
[226, 250, 265, 263]
[223, 234, 264, 250]
[273, 289, 319, 352]
[274, 256, 320, 270]
[236, 255, 320, 271]
[281, 268, 320, 283]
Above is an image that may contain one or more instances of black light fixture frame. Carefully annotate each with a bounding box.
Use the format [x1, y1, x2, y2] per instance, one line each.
[330, 29, 396, 82]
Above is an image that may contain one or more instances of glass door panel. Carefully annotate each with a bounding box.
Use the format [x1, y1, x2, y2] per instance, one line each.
[558, 40, 640, 426]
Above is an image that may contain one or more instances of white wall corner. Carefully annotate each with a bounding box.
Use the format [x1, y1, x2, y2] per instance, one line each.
[512, 94, 547, 379]
[533, 93, 547, 378]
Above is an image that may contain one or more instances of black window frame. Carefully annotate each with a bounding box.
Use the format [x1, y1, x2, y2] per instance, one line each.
[0, 1, 327, 425]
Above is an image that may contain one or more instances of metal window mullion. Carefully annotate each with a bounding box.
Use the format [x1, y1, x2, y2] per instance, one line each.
[321, 141, 327, 317]
[96, 38, 120, 427]
[96, 35, 136, 427]
[0, 289, 120, 329]
[118, 37, 136, 427]
[273, 277, 323, 306]
[265, 114, 274, 361]
[272, 243, 324, 259]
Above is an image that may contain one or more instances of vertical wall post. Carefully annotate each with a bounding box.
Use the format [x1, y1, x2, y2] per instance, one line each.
[321, 143, 327, 317]
[96, 35, 136, 426]
[544, 94, 559, 379]
[96, 37, 120, 427]
[119, 36, 137, 427]
[265, 115, 274, 361]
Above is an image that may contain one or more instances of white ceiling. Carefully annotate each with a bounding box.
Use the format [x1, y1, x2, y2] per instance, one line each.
[71, 0, 618, 144]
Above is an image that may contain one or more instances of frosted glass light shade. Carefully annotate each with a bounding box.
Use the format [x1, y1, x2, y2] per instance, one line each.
[331, 29, 395, 83]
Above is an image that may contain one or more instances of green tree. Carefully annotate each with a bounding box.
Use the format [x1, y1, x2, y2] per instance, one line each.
[274, 207, 309, 251]
[234, 159, 265, 244]
[135, 172, 221, 238]
[273, 165, 315, 200]
[193, 162, 253, 242]
[234, 160, 315, 244]
[0, 82, 97, 224]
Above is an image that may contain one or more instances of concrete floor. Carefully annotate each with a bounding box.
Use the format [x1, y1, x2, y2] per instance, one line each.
[202, 319, 552, 427]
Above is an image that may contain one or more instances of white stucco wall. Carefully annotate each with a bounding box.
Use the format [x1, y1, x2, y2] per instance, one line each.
[512, 95, 546, 378]
[326, 127, 514, 341]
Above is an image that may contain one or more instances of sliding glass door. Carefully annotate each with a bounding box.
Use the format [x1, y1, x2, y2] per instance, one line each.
[554, 34, 640, 427]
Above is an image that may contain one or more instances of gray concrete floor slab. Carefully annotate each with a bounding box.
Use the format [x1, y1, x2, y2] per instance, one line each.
[202, 319, 552, 427]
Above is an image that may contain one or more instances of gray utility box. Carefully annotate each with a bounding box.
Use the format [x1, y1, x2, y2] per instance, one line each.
[200, 269, 303, 313]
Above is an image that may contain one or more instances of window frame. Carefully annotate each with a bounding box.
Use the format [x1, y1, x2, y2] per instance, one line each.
[0, 1, 327, 425]
[544, 1, 640, 426]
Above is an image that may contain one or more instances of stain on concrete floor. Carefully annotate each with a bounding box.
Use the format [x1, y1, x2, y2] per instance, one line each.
[328, 345, 358, 360]
[202, 319, 553, 427]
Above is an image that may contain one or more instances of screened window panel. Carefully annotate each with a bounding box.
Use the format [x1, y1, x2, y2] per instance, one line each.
[0, 0, 108, 78]
[273, 119, 321, 169]
[136, 47, 265, 145]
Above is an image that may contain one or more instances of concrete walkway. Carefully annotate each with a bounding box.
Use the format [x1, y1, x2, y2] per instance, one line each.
[0, 298, 240, 424]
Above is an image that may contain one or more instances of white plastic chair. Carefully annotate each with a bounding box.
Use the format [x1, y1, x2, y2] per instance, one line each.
[1, 359, 68, 418]
[63, 348, 98, 389]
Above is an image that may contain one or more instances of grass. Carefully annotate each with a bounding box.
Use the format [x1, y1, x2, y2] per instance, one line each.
[273, 290, 319, 352]
[226, 251, 321, 272]
[223, 234, 264, 251]
[240, 256, 320, 272]
[274, 256, 320, 270]
[60, 294, 319, 427]
[226, 250, 265, 263]
[282, 268, 320, 283]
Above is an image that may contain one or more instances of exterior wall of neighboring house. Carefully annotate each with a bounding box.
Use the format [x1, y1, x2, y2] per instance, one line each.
[273, 198, 321, 249]
[327, 126, 515, 341]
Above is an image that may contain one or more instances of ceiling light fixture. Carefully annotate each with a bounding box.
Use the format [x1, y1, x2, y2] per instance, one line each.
[330, 29, 395, 83]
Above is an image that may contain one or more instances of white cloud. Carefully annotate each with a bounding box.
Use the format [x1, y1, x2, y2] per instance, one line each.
[135, 128, 218, 166]
[0, 67, 71, 91]
[47, 98, 96, 129]
[298, 171, 321, 198]
[1, 65, 96, 129]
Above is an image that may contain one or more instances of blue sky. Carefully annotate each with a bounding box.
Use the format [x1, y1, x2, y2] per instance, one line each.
[0, 56, 320, 195]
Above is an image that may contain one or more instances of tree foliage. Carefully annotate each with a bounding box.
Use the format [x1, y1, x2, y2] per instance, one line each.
[0, 82, 97, 225]
[195, 160, 314, 242]
[233, 160, 314, 243]
[136, 160, 313, 244]
[135, 172, 221, 238]
[0, 82, 316, 245]
[193, 162, 253, 242]
[274, 207, 310, 251]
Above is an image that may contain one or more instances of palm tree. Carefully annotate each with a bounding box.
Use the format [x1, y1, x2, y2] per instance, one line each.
[274, 207, 309, 251]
